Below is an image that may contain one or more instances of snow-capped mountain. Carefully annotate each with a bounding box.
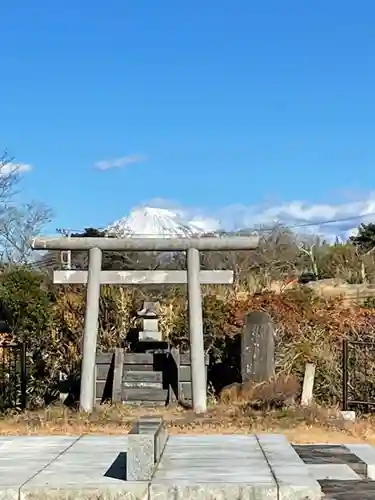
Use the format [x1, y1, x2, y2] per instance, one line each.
[106, 207, 208, 238]
[106, 200, 368, 242]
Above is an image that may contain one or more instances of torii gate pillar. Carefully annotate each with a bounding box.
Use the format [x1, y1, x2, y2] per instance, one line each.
[81, 247, 102, 413]
[186, 247, 206, 413]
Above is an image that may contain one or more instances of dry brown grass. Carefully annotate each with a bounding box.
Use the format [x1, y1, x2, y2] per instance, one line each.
[220, 374, 300, 408]
[1, 403, 375, 446]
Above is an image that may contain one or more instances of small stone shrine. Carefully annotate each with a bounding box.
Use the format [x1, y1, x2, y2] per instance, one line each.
[94, 299, 209, 406]
[137, 301, 163, 342]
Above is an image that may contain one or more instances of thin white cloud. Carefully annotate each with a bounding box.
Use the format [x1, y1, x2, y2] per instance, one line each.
[140, 194, 375, 242]
[94, 154, 146, 171]
[0, 162, 32, 175]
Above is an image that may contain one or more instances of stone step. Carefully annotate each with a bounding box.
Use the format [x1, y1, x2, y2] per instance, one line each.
[123, 371, 163, 383]
[123, 381, 163, 390]
[123, 400, 166, 407]
[122, 387, 168, 402]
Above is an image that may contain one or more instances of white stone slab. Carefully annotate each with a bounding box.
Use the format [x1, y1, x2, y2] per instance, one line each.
[153, 435, 277, 489]
[0, 436, 80, 498]
[256, 434, 322, 500]
[53, 270, 234, 285]
[307, 463, 361, 480]
[22, 435, 130, 488]
[345, 443, 375, 479]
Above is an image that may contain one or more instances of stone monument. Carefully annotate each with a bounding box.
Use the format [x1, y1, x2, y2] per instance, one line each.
[241, 311, 275, 382]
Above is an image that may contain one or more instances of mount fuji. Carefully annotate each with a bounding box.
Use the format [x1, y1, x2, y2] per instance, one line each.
[106, 207, 218, 238]
[104, 203, 365, 242]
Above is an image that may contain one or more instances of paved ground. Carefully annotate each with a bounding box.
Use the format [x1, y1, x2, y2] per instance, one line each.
[294, 444, 375, 499]
[1, 435, 375, 498]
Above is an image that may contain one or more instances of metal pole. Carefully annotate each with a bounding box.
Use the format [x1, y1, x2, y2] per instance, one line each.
[342, 339, 349, 411]
[186, 247, 207, 413]
[20, 342, 27, 410]
[80, 247, 102, 412]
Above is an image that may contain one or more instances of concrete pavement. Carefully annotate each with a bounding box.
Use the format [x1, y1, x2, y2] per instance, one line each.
[0, 433, 373, 499]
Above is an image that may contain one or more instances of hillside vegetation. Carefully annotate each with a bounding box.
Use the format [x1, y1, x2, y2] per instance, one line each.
[1, 222, 375, 409]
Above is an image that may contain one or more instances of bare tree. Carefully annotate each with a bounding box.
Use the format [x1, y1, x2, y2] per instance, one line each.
[0, 202, 52, 264]
[198, 225, 305, 293]
[0, 152, 53, 264]
[0, 152, 22, 203]
[298, 241, 319, 278]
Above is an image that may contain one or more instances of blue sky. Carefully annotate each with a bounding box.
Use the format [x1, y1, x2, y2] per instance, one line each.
[1, 1, 375, 238]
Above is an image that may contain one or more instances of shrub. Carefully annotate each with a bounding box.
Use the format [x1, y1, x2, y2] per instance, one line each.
[0, 267, 59, 407]
[2, 263, 375, 410]
[220, 373, 300, 410]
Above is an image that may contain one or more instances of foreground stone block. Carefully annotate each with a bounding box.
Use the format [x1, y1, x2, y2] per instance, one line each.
[144, 417, 168, 462]
[149, 483, 277, 500]
[0, 487, 19, 500]
[20, 484, 149, 500]
[126, 435, 154, 481]
[127, 416, 168, 480]
[256, 434, 322, 500]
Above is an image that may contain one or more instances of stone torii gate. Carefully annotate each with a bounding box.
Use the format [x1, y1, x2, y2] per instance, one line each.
[31, 236, 259, 414]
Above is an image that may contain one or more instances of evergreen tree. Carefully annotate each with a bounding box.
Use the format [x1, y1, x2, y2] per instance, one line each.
[350, 223, 375, 253]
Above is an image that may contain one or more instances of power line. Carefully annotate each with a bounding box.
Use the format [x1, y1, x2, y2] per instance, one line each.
[267, 212, 375, 230]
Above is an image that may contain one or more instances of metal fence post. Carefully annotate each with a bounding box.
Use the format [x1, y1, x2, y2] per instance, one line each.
[342, 339, 349, 411]
[20, 342, 27, 410]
